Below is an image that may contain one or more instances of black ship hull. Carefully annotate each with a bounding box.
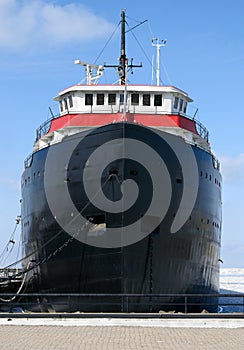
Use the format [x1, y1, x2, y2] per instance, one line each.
[21, 122, 221, 312]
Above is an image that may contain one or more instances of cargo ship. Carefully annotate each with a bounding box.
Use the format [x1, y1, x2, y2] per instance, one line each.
[21, 11, 222, 312]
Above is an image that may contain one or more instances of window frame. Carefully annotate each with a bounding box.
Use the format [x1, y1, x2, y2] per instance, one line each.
[154, 94, 162, 107]
[179, 98, 184, 112]
[143, 94, 151, 106]
[174, 96, 179, 109]
[96, 93, 105, 105]
[108, 93, 116, 105]
[85, 93, 93, 106]
[64, 98, 68, 110]
[131, 93, 139, 105]
[59, 100, 63, 112]
[68, 95, 73, 108]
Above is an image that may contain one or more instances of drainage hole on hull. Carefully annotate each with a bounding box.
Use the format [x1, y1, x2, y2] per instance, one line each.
[176, 178, 182, 184]
[130, 170, 138, 176]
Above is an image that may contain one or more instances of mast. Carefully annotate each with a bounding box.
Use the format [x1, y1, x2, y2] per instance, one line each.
[104, 10, 142, 85]
[120, 10, 126, 85]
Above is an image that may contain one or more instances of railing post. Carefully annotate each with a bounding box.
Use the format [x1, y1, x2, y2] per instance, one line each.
[68, 295, 71, 313]
[184, 296, 188, 314]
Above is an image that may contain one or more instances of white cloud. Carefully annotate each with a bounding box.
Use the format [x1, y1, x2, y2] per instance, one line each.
[219, 153, 244, 184]
[0, 0, 114, 51]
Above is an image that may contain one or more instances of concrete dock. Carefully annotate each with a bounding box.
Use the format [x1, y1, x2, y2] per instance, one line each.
[0, 317, 244, 349]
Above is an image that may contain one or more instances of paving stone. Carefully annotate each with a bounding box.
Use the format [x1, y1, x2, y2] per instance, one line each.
[0, 325, 244, 350]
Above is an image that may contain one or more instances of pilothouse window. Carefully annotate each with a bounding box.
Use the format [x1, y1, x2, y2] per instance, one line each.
[59, 101, 63, 112]
[179, 98, 183, 112]
[85, 94, 93, 105]
[183, 102, 187, 113]
[154, 94, 162, 106]
[64, 98, 68, 110]
[143, 94, 151, 106]
[68, 95, 73, 108]
[120, 94, 124, 104]
[97, 93, 104, 105]
[131, 93, 139, 105]
[174, 96, 179, 109]
[108, 93, 116, 105]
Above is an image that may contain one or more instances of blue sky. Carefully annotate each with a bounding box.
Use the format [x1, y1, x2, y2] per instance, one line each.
[0, 0, 243, 267]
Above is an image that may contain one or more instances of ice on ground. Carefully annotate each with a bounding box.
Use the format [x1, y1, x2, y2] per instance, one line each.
[220, 268, 244, 293]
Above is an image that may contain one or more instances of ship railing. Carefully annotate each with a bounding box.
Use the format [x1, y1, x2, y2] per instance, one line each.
[0, 268, 22, 278]
[194, 119, 209, 141]
[34, 109, 209, 141]
[0, 268, 23, 283]
[35, 115, 58, 141]
[0, 293, 243, 314]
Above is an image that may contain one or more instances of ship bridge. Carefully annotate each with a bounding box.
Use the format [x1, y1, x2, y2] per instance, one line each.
[32, 83, 210, 156]
[54, 84, 192, 116]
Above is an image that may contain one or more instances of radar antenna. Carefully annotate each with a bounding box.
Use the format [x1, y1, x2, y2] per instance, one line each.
[74, 60, 104, 85]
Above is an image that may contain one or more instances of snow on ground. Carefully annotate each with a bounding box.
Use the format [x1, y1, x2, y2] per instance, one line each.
[220, 268, 244, 293]
[219, 268, 244, 313]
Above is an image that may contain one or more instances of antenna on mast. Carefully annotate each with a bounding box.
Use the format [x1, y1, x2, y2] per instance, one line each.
[104, 10, 142, 85]
[152, 37, 167, 86]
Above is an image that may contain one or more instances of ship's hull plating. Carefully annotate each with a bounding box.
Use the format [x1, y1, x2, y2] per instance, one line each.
[21, 123, 222, 312]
